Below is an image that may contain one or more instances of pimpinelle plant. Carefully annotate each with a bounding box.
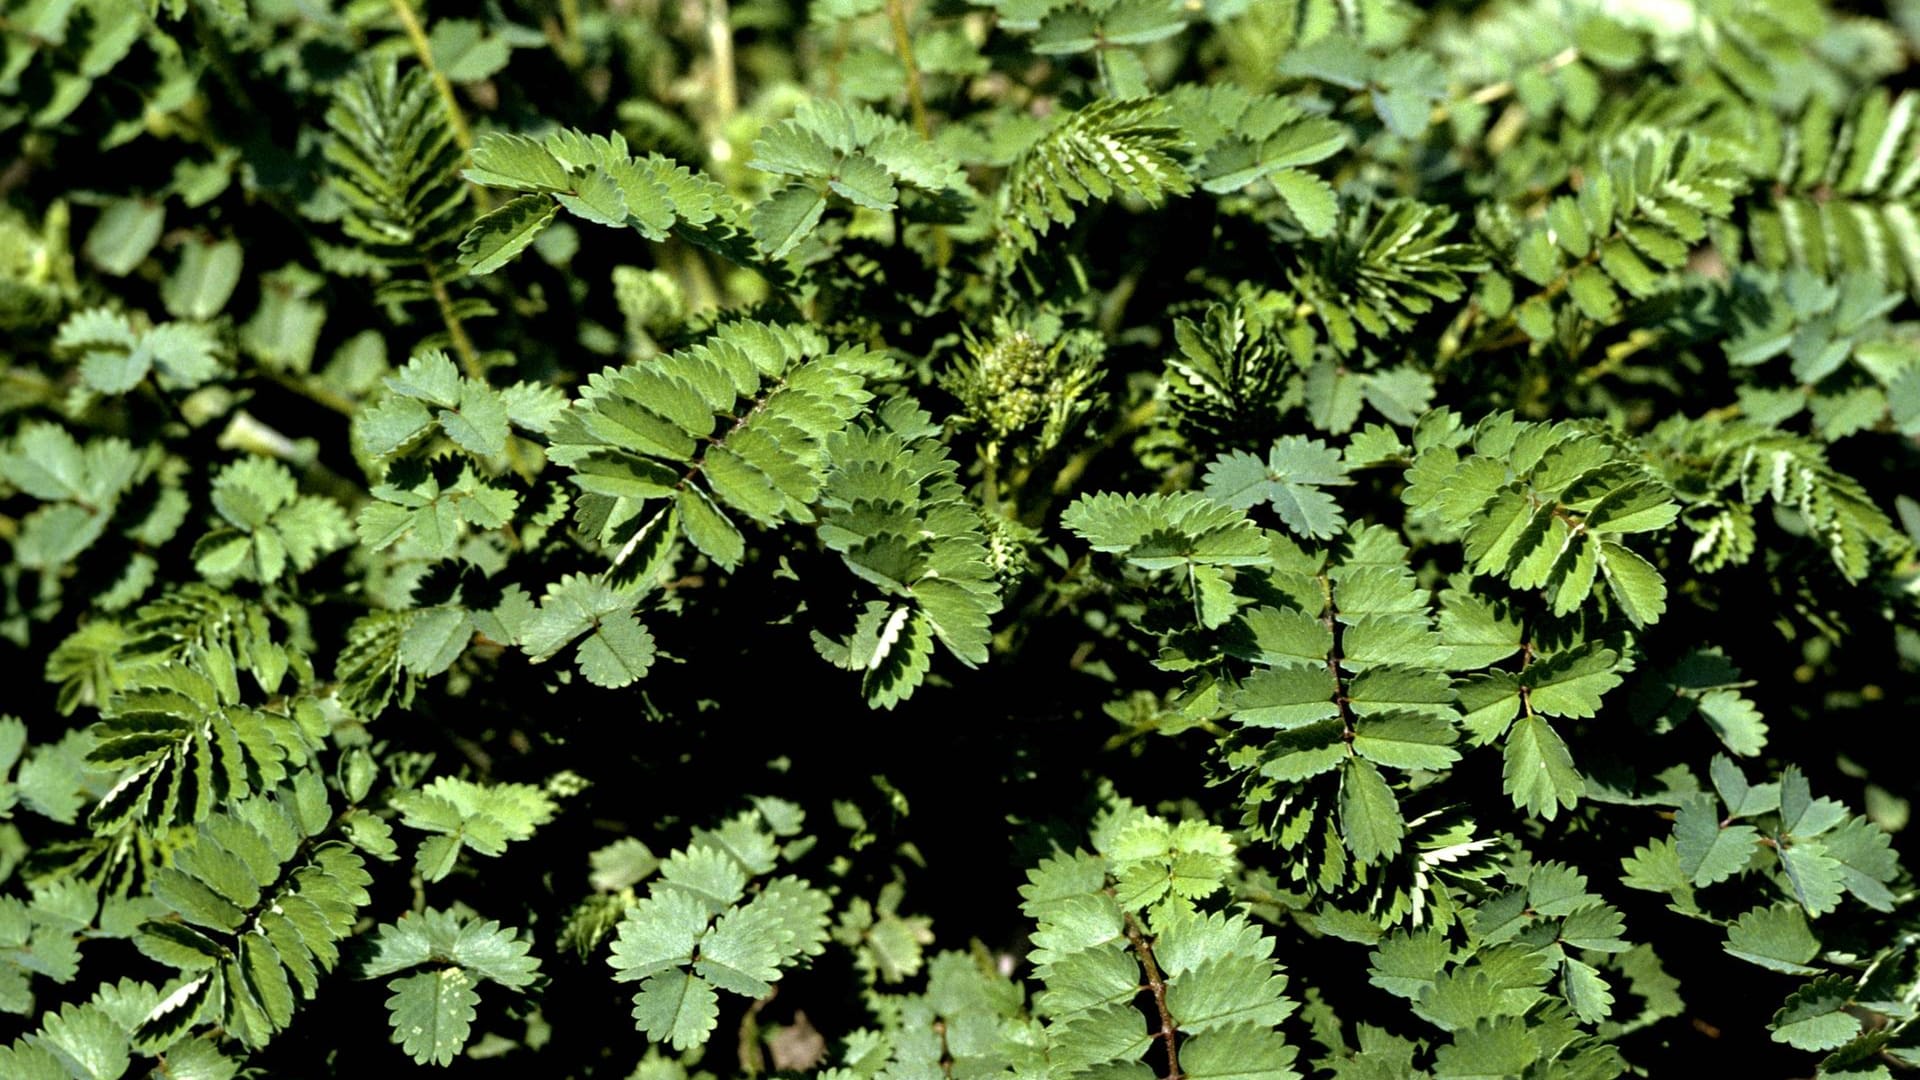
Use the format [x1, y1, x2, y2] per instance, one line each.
[2, 0, 1918, 1076]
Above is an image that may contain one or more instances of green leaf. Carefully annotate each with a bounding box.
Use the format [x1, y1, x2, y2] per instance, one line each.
[393, 777, 556, 880]
[1822, 816, 1899, 911]
[1202, 437, 1351, 540]
[388, 349, 462, 407]
[363, 909, 542, 989]
[1178, 1022, 1301, 1080]
[1432, 1016, 1538, 1078]
[1164, 952, 1292, 1032]
[1779, 767, 1850, 838]
[557, 167, 630, 227]
[458, 195, 560, 275]
[694, 904, 784, 996]
[86, 198, 165, 276]
[574, 612, 657, 689]
[608, 890, 710, 984]
[1346, 666, 1453, 717]
[1673, 796, 1757, 887]
[1709, 753, 1778, 818]
[430, 19, 514, 82]
[355, 395, 435, 459]
[1503, 714, 1583, 820]
[1046, 999, 1154, 1073]
[1567, 265, 1620, 321]
[1416, 970, 1508, 1032]
[1272, 170, 1338, 237]
[1368, 929, 1450, 1001]
[1779, 843, 1846, 917]
[164, 239, 244, 320]
[1000, 98, 1192, 253]
[1562, 957, 1614, 1024]
[1559, 904, 1628, 952]
[1459, 672, 1520, 737]
[1437, 588, 1522, 669]
[753, 185, 827, 261]
[676, 487, 746, 570]
[520, 573, 652, 686]
[1524, 646, 1621, 718]
[467, 134, 575, 192]
[1697, 690, 1768, 757]
[1769, 975, 1860, 1051]
[34, 1003, 129, 1080]
[1724, 904, 1821, 974]
[1230, 668, 1338, 729]
[629, 971, 721, 1051]
[1597, 541, 1666, 626]
[385, 968, 479, 1066]
[1351, 713, 1459, 771]
[439, 381, 510, 457]
[1620, 838, 1695, 898]
[1339, 756, 1404, 865]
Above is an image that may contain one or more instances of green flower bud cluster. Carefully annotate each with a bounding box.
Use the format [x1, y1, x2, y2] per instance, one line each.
[0, 203, 74, 331]
[982, 512, 1038, 582]
[958, 328, 1056, 439]
[946, 321, 1103, 453]
[612, 265, 686, 351]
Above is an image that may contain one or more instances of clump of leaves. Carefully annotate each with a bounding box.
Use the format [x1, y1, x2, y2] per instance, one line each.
[2, 0, 1917, 1077]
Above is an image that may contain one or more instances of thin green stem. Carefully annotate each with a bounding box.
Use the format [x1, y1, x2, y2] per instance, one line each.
[884, 0, 951, 265]
[1047, 398, 1159, 502]
[1430, 46, 1581, 126]
[391, 0, 493, 210]
[425, 259, 484, 381]
[266, 371, 357, 417]
[981, 441, 1003, 518]
[390, 0, 473, 152]
[559, 0, 584, 67]
[885, 0, 932, 141]
[705, 0, 738, 158]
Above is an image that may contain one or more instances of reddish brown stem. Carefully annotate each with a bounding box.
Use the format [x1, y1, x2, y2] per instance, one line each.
[1123, 911, 1183, 1080]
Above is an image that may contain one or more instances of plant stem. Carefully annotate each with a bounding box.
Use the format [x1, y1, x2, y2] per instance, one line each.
[705, 0, 738, 160]
[559, 0, 584, 67]
[425, 259, 485, 381]
[885, 0, 951, 265]
[266, 371, 358, 417]
[391, 0, 493, 212]
[1430, 46, 1581, 126]
[390, 0, 473, 152]
[1123, 911, 1182, 1080]
[219, 411, 368, 505]
[886, 0, 932, 141]
[1048, 399, 1159, 501]
[981, 441, 1002, 518]
[1576, 328, 1661, 385]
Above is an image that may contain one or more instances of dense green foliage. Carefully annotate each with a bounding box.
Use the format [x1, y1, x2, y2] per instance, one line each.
[4, 0, 1920, 1075]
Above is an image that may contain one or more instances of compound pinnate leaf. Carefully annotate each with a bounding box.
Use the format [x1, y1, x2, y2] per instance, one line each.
[1202, 436, 1351, 539]
[1673, 796, 1758, 887]
[608, 890, 711, 983]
